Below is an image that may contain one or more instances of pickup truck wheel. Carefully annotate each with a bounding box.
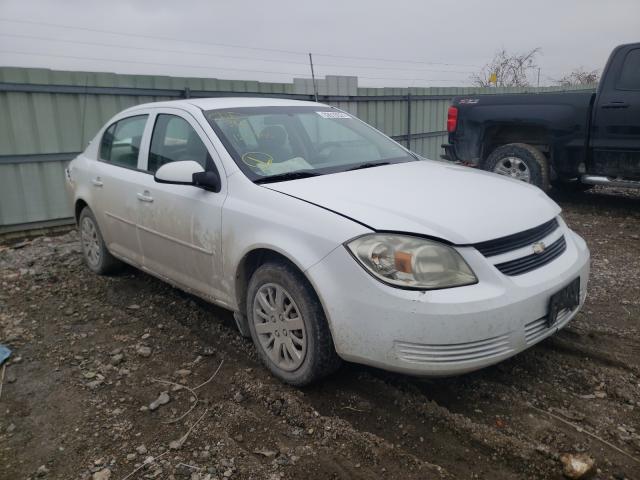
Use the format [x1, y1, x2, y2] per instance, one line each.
[78, 207, 123, 275]
[246, 261, 341, 386]
[484, 143, 550, 191]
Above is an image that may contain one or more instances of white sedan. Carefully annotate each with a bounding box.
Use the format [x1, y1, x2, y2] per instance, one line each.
[66, 98, 590, 385]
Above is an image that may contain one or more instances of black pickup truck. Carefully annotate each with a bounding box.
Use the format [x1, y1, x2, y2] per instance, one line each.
[442, 42, 640, 191]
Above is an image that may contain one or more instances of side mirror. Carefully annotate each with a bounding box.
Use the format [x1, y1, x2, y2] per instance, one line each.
[154, 160, 221, 192]
[193, 170, 221, 192]
[155, 160, 203, 184]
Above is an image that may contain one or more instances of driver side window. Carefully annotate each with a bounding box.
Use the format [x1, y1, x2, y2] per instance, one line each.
[148, 114, 212, 173]
[618, 48, 640, 90]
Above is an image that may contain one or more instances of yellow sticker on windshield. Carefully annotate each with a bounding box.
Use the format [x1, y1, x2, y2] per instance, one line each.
[241, 152, 273, 172]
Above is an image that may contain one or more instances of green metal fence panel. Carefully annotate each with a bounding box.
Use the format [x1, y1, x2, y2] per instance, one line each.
[0, 159, 72, 228]
[0, 66, 597, 232]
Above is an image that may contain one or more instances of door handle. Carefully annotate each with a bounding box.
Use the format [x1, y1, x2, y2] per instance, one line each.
[91, 177, 103, 187]
[602, 102, 629, 109]
[137, 191, 154, 203]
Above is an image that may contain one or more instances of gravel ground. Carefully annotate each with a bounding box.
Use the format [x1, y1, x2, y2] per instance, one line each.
[1, 186, 639, 480]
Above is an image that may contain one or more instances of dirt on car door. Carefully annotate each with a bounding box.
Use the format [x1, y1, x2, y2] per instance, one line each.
[135, 110, 228, 302]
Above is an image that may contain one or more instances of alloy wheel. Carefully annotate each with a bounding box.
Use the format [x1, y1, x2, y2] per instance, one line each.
[252, 283, 307, 371]
[81, 216, 101, 267]
[493, 156, 531, 183]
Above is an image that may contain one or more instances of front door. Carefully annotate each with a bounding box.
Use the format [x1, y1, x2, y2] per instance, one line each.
[136, 109, 227, 301]
[590, 46, 640, 180]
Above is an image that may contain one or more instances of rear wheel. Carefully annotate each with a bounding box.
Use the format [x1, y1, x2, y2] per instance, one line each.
[246, 261, 340, 386]
[78, 207, 122, 274]
[484, 143, 550, 191]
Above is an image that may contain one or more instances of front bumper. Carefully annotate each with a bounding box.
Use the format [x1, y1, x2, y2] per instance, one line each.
[306, 226, 590, 376]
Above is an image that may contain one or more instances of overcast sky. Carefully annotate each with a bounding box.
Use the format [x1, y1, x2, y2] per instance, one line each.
[1, 0, 638, 88]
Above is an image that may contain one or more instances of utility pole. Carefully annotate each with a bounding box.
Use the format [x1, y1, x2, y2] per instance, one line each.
[308, 53, 318, 102]
[537, 68, 541, 88]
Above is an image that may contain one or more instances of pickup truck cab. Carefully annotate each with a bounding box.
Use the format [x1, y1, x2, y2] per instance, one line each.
[443, 42, 640, 191]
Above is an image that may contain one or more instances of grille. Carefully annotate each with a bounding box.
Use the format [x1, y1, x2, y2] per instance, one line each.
[395, 333, 512, 364]
[473, 218, 559, 257]
[524, 317, 548, 344]
[525, 307, 575, 344]
[494, 236, 567, 276]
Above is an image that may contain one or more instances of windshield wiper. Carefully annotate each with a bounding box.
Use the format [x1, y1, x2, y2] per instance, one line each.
[254, 170, 321, 184]
[345, 161, 391, 171]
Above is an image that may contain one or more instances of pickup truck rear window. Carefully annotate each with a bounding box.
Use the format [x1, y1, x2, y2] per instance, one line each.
[617, 48, 640, 90]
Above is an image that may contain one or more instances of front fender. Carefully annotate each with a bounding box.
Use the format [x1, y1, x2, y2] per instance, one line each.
[220, 174, 369, 309]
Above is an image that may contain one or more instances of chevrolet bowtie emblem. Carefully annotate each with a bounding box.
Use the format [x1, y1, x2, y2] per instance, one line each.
[532, 242, 546, 254]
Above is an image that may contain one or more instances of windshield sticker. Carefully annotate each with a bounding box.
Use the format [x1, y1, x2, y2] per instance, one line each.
[209, 111, 245, 125]
[241, 152, 273, 172]
[316, 111, 351, 119]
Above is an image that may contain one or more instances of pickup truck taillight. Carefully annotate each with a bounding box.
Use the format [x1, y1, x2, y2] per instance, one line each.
[447, 106, 458, 133]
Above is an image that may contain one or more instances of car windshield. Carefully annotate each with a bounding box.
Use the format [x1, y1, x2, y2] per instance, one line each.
[204, 106, 415, 182]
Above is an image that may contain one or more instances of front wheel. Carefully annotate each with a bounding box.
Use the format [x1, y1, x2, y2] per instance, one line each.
[484, 143, 550, 191]
[246, 261, 340, 386]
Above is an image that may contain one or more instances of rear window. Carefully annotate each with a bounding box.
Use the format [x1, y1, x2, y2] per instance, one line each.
[617, 48, 640, 90]
[99, 115, 148, 168]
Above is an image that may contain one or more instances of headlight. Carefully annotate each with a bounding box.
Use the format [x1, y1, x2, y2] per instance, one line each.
[346, 234, 477, 290]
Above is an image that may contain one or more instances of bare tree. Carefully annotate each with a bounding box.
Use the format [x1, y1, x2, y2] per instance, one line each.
[556, 68, 600, 87]
[471, 48, 541, 87]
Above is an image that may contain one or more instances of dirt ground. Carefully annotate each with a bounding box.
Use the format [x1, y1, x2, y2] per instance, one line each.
[1, 186, 639, 480]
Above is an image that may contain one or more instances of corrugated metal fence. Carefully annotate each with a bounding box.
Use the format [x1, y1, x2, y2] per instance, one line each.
[0, 66, 595, 233]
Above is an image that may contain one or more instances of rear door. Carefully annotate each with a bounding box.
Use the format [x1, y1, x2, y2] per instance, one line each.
[96, 113, 152, 265]
[135, 108, 227, 301]
[590, 45, 640, 179]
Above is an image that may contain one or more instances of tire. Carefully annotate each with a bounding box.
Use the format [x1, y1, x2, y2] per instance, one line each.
[246, 261, 341, 386]
[78, 207, 123, 275]
[484, 143, 550, 191]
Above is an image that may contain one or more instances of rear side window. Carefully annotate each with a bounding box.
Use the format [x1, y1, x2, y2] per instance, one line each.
[148, 114, 212, 173]
[99, 115, 148, 168]
[617, 48, 640, 90]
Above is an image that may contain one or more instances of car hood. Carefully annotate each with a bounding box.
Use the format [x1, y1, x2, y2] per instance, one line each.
[264, 160, 561, 244]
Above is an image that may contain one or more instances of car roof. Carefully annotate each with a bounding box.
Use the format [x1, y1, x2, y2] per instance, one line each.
[123, 97, 325, 114]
